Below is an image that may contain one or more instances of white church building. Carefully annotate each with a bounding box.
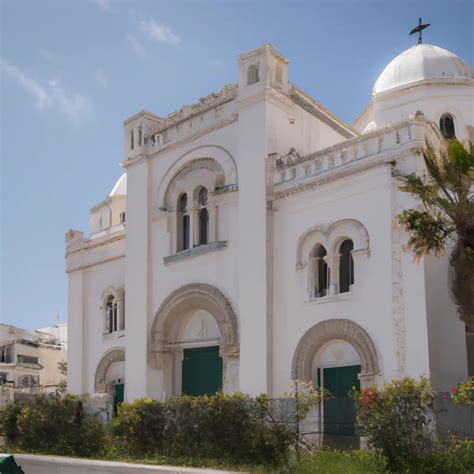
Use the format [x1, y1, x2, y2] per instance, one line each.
[66, 40, 473, 435]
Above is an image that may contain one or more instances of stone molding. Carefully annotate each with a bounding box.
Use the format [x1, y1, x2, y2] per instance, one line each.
[94, 348, 125, 393]
[156, 145, 238, 210]
[291, 319, 380, 385]
[296, 219, 369, 270]
[150, 283, 239, 359]
[163, 241, 228, 265]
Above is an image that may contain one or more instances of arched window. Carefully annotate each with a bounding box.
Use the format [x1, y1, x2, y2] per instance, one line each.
[439, 114, 455, 139]
[198, 187, 209, 246]
[177, 193, 190, 251]
[311, 245, 328, 298]
[106, 295, 116, 334]
[247, 65, 259, 85]
[103, 292, 125, 335]
[339, 239, 354, 293]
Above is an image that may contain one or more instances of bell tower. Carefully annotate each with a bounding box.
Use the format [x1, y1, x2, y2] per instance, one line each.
[237, 43, 289, 100]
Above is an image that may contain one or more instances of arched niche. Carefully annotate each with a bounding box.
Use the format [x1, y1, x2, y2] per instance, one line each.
[94, 348, 125, 393]
[291, 319, 380, 388]
[156, 145, 238, 210]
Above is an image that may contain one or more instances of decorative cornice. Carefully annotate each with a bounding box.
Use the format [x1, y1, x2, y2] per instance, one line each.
[121, 114, 239, 169]
[66, 229, 125, 257]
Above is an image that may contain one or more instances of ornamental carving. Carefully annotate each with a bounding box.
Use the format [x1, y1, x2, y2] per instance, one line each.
[94, 349, 125, 393]
[291, 319, 380, 384]
[150, 283, 239, 360]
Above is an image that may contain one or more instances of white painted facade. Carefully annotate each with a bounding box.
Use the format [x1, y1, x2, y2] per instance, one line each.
[66, 43, 473, 407]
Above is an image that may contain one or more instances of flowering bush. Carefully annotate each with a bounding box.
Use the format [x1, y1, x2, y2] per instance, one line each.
[351, 377, 436, 471]
[451, 377, 474, 406]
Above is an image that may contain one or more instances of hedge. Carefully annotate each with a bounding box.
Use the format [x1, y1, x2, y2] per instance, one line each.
[112, 392, 294, 466]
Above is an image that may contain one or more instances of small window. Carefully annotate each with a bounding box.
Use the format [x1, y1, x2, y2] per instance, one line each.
[339, 239, 354, 293]
[18, 374, 39, 388]
[177, 193, 190, 251]
[197, 187, 209, 246]
[0, 346, 12, 363]
[247, 64, 259, 85]
[138, 125, 143, 146]
[106, 295, 115, 334]
[120, 212, 126, 224]
[312, 245, 328, 298]
[17, 354, 39, 365]
[130, 129, 134, 150]
[198, 187, 208, 206]
[0, 373, 7, 385]
[439, 114, 455, 139]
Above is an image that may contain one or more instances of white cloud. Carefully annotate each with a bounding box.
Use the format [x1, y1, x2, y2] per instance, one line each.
[126, 33, 150, 59]
[96, 0, 110, 11]
[1, 58, 93, 126]
[93, 69, 108, 87]
[138, 17, 180, 45]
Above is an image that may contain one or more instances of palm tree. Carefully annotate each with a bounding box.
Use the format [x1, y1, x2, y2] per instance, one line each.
[397, 139, 474, 328]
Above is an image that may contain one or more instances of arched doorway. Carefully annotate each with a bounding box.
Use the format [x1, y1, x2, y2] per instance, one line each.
[313, 340, 361, 441]
[292, 320, 380, 446]
[150, 283, 239, 396]
[94, 349, 125, 415]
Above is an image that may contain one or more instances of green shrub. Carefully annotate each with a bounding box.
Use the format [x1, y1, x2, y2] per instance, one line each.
[352, 377, 436, 471]
[0, 393, 105, 457]
[112, 392, 294, 466]
[112, 398, 165, 455]
[415, 437, 474, 474]
[297, 448, 388, 474]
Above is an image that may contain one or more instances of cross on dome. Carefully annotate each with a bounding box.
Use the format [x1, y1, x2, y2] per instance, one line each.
[409, 17, 431, 45]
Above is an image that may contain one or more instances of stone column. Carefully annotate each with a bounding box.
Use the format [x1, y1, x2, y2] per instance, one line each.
[189, 207, 197, 248]
[326, 254, 340, 296]
[308, 257, 318, 299]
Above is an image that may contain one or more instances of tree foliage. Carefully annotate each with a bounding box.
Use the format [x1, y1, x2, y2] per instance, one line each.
[397, 139, 474, 327]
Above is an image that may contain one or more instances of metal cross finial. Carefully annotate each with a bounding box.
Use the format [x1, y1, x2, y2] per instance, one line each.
[409, 18, 431, 44]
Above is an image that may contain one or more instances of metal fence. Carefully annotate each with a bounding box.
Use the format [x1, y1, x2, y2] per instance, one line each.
[435, 391, 474, 438]
[267, 391, 474, 451]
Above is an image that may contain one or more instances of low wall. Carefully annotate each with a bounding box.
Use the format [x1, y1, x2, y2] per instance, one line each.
[14, 454, 245, 474]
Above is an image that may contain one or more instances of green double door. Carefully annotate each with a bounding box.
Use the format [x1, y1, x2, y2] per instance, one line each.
[182, 346, 223, 396]
[321, 364, 360, 435]
[113, 383, 124, 415]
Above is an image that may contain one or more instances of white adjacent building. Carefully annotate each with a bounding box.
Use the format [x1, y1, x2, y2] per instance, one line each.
[66, 41, 473, 435]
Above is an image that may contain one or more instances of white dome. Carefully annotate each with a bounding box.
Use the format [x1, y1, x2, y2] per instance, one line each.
[373, 44, 472, 96]
[109, 173, 127, 197]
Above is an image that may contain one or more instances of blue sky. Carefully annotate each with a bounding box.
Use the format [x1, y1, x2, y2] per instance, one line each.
[1, 0, 473, 330]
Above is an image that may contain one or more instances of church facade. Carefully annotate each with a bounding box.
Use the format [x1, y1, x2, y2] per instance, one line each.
[66, 42, 473, 431]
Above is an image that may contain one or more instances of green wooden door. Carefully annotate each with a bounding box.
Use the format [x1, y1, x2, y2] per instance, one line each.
[182, 346, 222, 396]
[113, 383, 124, 415]
[323, 365, 360, 435]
